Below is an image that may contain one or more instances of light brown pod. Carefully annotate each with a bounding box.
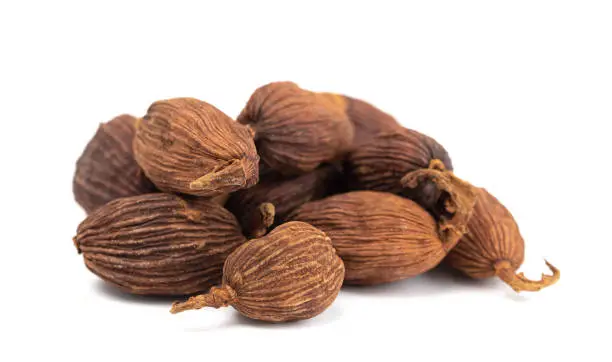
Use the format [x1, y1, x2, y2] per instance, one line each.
[342, 95, 401, 146]
[225, 164, 346, 237]
[289, 188, 475, 285]
[170, 221, 345, 322]
[134, 98, 259, 197]
[346, 128, 453, 215]
[445, 188, 560, 293]
[74, 193, 246, 296]
[237, 82, 354, 175]
[73, 114, 156, 213]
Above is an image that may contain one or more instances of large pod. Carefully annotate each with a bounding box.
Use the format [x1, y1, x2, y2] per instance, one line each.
[345, 128, 452, 215]
[445, 188, 560, 293]
[289, 191, 473, 285]
[171, 221, 345, 322]
[74, 193, 246, 296]
[134, 98, 259, 197]
[237, 82, 354, 175]
[73, 114, 156, 213]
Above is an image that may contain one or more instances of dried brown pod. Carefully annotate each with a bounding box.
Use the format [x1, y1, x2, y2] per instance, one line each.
[346, 128, 453, 215]
[170, 221, 345, 322]
[226, 164, 346, 237]
[237, 82, 354, 175]
[342, 95, 401, 146]
[73, 114, 156, 213]
[444, 188, 560, 292]
[134, 98, 259, 197]
[73, 193, 246, 296]
[289, 187, 476, 285]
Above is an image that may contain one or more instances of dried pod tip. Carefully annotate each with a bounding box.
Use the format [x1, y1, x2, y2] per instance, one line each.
[401, 159, 478, 250]
[246, 202, 276, 239]
[494, 260, 560, 293]
[170, 285, 237, 314]
[189, 159, 247, 192]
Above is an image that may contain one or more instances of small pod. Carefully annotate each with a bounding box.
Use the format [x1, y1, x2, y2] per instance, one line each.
[444, 188, 560, 293]
[170, 221, 345, 322]
[346, 128, 452, 215]
[342, 95, 401, 146]
[74, 193, 246, 296]
[73, 114, 156, 213]
[237, 82, 354, 175]
[226, 164, 346, 237]
[289, 188, 475, 285]
[134, 98, 259, 197]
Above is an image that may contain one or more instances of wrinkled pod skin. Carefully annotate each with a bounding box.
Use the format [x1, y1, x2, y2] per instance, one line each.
[237, 82, 355, 175]
[134, 98, 259, 197]
[170, 221, 345, 322]
[346, 127, 453, 216]
[445, 188, 560, 293]
[341, 95, 401, 146]
[73, 114, 156, 213]
[74, 193, 246, 296]
[226, 164, 347, 237]
[289, 191, 473, 285]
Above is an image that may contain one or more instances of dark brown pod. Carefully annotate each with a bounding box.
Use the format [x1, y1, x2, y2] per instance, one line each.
[289, 189, 475, 285]
[73, 114, 156, 213]
[345, 127, 452, 215]
[134, 98, 259, 197]
[74, 193, 246, 296]
[237, 82, 354, 175]
[170, 221, 345, 322]
[226, 164, 346, 237]
[342, 95, 401, 146]
[445, 188, 560, 293]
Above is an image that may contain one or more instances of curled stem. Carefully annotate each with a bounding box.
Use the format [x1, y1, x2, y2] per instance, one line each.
[495, 260, 560, 293]
[401, 159, 477, 251]
[170, 285, 237, 314]
[190, 159, 247, 192]
[247, 203, 276, 238]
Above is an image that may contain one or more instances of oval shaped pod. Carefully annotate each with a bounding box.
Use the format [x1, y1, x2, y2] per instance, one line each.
[74, 193, 246, 296]
[170, 221, 345, 322]
[134, 98, 259, 197]
[445, 188, 560, 293]
[73, 114, 156, 213]
[226, 164, 346, 237]
[289, 191, 473, 285]
[237, 82, 354, 175]
[345, 128, 452, 215]
[342, 95, 401, 146]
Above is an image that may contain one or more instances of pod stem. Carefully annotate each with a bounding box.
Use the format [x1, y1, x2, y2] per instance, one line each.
[190, 159, 247, 192]
[170, 285, 237, 314]
[495, 260, 560, 293]
[247, 203, 276, 238]
[400, 159, 477, 251]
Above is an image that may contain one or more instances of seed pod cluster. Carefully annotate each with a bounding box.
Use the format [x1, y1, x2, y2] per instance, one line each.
[72, 83, 559, 326]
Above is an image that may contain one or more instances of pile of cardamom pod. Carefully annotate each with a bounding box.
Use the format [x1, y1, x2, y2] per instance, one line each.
[73, 81, 560, 323]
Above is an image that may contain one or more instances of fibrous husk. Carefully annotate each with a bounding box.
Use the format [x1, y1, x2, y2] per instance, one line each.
[289, 190, 475, 285]
[345, 127, 453, 215]
[74, 193, 246, 296]
[73, 114, 156, 213]
[134, 98, 259, 197]
[444, 188, 560, 293]
[170, 221, 345, 322]
[237, 82, 354, 175]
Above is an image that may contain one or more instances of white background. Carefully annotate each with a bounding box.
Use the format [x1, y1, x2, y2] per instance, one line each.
[1, 1, 610, 361]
